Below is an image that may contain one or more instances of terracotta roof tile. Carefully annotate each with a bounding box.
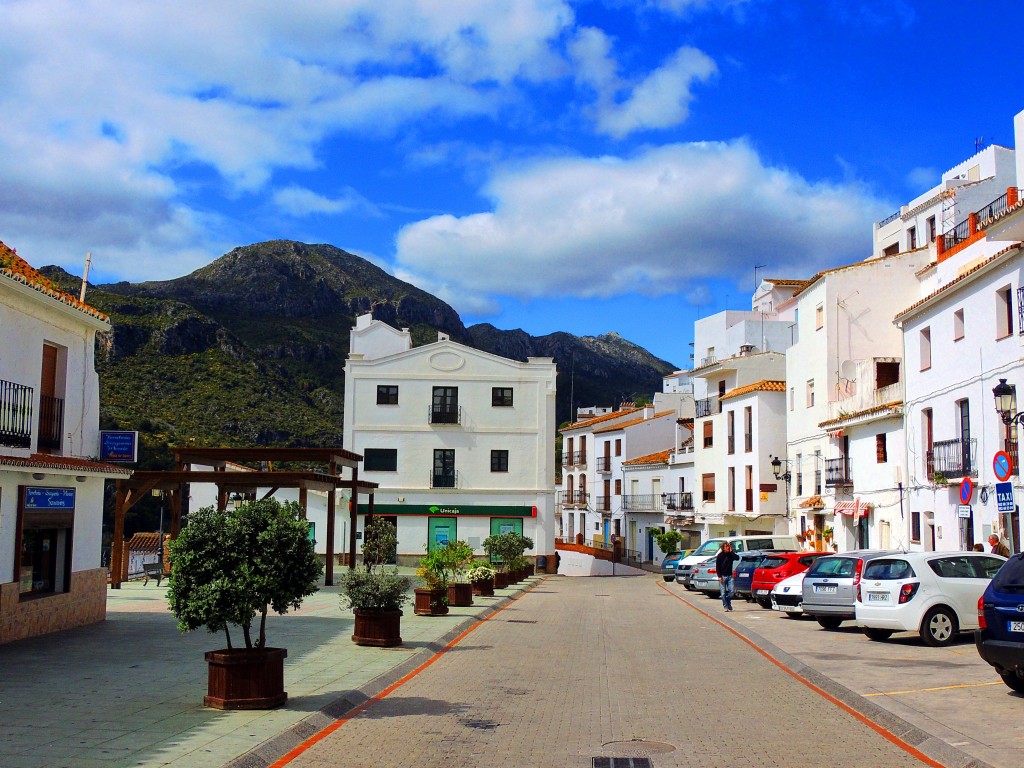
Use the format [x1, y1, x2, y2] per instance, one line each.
[562, 408, 640, 432]
[593, 410, 675, 434]
[0, 453, 132, 476]
[818, 401, 903, 428]
[623, 450, 671, 466]
[0, 241, 109, 323]
[721, 379, 786, 401]
[799, 495, 825, 509]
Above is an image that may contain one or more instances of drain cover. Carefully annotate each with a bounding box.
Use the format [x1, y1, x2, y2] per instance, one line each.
[461, 718, 500, 730]
[601, 740, 676, 756]
[592, 758, 652, 768]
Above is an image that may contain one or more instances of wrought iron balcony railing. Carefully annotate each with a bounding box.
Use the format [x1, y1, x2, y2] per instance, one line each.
[0, 379, 33, 449]
[429, 404, 461, 425]
[926, 437, 977, 479]
[662, 492, 694, 511]
[595, 456, 612, 473]
[430, 470, 459, 488]
[557, 490, 589, 507]
[695, 395, 720, 418]
[825, 456, 852, 486]
[595, 495, 612, 512]
[37, 394, 64, 451]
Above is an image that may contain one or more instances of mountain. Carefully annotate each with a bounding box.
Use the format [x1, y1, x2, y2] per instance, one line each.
[41, 240, 678, 467]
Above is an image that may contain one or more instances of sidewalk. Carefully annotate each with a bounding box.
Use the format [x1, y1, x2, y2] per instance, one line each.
[0, 572, 542, 768]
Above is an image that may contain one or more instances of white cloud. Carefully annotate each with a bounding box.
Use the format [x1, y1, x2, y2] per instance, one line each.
[906, 166, 939, 192]
[395, 140, 890, 311]
[272, 186, 379, 218]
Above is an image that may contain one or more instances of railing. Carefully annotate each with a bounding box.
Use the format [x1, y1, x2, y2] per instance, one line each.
[696, 395, 719, 418]
[37, 395, 64, 451]
[744, 433, 753, 452]
[429, 470, 459, 488]
[943, 218, 972, 251]
[826, 378, 905, 422]
[0, 379, 33, 449]
[727, 435, 735, 454]
[877, 210, 901, 228]
[595, 495, 612, 512]
[1018, 287, 1024, 336]
[976, 190, 1012, 223]
[662, 492, 694, 511]
[557, 491, 589, 507]
[429, 404, 461, 425]
[595, 456, 612, 473]
[825, 456, 852, 486]
[1005, 440, 1020, 476]
[622, 494, 664, 511]
[562, 450, 586, 467]
[699, 355, 717, 368]
[927, 437, 977, 479]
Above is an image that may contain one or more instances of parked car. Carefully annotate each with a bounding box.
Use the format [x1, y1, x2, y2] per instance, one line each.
[977, 552, 1024, 691]
[689, 557, 720, 595]
[734, 551, 774, 601]
[751, 552, 826, 608]
[674, 534, 799, 589]
[771, 572, 807, 617]
[661, 552, 684, 582]
[855, 551, 1005, 646]
[801, 550, 898, 629]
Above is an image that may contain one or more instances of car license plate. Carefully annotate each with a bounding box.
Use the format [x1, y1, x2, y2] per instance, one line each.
[867, 592, 888, 603]
[756, 589, 769, 596]
[1009, 621, 1024, 633]
[814, 585, 837, 594]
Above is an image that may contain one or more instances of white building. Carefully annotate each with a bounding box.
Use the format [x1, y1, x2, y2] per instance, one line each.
[0, 242, 131, 644]
[343, 314, 557, 565]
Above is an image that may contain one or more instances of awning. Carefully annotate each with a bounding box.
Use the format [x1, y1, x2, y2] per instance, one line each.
[834, 499, 873, 517]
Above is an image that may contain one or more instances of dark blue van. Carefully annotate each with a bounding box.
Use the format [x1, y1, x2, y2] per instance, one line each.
[976, 552, 1024, 692]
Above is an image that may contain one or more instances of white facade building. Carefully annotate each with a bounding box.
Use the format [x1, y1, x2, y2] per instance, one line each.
[0, 243, 130, 644]
[343, 314, 557, 565]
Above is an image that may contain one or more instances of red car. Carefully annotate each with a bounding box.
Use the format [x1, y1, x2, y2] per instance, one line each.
[751, 552, 826, 608]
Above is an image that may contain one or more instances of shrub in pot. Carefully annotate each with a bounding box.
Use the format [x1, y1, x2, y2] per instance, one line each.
[414, 546, 451, 616]
[442, 540, 476, 607]
[167, 499, 322, 709]
[339, 517, 410, 646]
[484, 532, 535, 585]
[467, 564, 496, 596]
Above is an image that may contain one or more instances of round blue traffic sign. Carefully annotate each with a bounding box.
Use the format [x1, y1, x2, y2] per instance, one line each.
[994, 450, 1014, 482]
[959, 477, 974, 505]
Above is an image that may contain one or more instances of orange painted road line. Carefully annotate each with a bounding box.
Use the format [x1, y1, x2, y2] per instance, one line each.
[658, 581, 945, 768]
[268, 579, 545, 768]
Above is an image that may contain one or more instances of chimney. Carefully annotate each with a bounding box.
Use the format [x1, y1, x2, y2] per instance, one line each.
[643, 405, 653, 420]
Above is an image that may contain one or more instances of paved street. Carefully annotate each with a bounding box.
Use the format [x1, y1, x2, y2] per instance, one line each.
[281, 576, 933, 768]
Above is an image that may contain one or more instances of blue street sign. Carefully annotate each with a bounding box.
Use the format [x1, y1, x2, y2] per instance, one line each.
[996, 481, 1015, 513]
[24, 487, 76, 510]
[994, 450, 1014, 482]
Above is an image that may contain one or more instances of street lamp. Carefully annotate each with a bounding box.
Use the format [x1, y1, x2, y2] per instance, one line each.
[151, 489, 164, 566]
[769, 455, 792, 519]
[993, 379, 1024, 425]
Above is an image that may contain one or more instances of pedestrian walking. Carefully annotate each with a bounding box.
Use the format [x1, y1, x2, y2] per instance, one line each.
[989, 534, 1011, 558]
[716, 541, 740, 611]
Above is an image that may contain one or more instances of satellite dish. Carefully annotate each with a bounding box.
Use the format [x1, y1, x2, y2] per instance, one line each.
[839, 360, 857, 382]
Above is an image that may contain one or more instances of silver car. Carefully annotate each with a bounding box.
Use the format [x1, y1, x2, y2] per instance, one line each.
[689, 557, 720, 595]
[801, 550, 898, 629]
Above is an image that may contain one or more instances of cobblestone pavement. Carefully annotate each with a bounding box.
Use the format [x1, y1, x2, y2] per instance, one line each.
[283, 577, 933, 768]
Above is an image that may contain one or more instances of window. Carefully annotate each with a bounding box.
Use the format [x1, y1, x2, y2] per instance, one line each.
[806, 379, 815, 408]
[997, 286, 1014, 339]
[814, 449, 822, 494]
[431, 387, 459, 424]
[432, 449, 456, 487]
[795, 452, 803, 495]
[16, 487, 73, 598]
[876, 434, 887, 463]
[376, 385, 398, 405]
[614, 439, 621, 457]
[703, 421, 713, 448]
[727, 467, 736, 510]
[363, 448, 397, 471]
[491, 449, 509, 472]
[789, 387, 795, 412]
[727, 411, 735, 454]
[701, 473, 715, 503]
[491, 387, 513, 407]
[952, 308, 964, 341]
[745, 465, 753, 511]
[908, 226, 917, 250]
[920, 327, 931, 370]
[927, 216, 936, 243]
[922, 408, 933, 477]
[911, 510, 921, 543]
[614, 478, 621, 495]
[744, 406, 753, 452]
[815, 304, 824, 330]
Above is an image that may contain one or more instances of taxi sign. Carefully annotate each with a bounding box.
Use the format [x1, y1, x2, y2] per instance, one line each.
[997, 481, 1015, 513]
[994, 450, 1014, 482]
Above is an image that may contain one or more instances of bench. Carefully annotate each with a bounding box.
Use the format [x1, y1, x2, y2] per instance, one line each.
[143, 562, 165, 586]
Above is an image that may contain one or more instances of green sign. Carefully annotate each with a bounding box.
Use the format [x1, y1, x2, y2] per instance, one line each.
[357, 503, 534, 517]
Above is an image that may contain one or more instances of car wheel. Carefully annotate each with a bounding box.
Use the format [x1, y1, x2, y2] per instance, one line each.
[684, 583, 695, 591]
[785, 611, 802, 619]
[1000, 672, 1024, 693]
[816, 617, 843, 630]
[757, 597, 772, 609]
[862, 627, 894, 641]
[663, 576, 673, 582]
[920, 606, 958, 647]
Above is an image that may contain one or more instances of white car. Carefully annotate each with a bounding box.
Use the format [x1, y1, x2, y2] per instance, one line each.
[770, 572, 806, 617]
[854, 551, 1006, 646]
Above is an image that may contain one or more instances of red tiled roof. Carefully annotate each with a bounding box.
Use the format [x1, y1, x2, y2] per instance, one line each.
[623, 450, 671, 466]
[799, 495, 825, 509]
[0, 240, 109, 323]
[721, 379, 786, 401]
[593, 410, 674, 434]
[562, 408, 640, 432]
[792, 250, 910, 299]
[0, 453, 132, 476]
[819, 401, 903, 428]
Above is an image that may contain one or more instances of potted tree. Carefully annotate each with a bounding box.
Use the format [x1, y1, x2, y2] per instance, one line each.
[442, 540, 476, 607]
[339, 517, 410, 647]
[467, 563, 497, 596]
[167, 499, 322, 710]
[414, 546, 451, 615]
[484, 532, 535, 587]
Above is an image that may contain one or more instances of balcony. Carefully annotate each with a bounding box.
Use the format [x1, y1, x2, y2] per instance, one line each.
[696, 395, 720, 418]
[826, 375, 904, 423]
[430, 470, 459, 489]
[926, 438, 977, 479]
[595, 456, 612, 473]
[0, 379, 33, 449]
[429, 404, 461, 425]
[562, 450, 587, 467]
[825, 456, 852, 487]
[662, 492, 694, 512]
[595, 495, 612, 512]
[1005, 440, 1020, 477]
[558, 490, 589, 508]
[622, 494, 665, 511]
[37, 394, 64, 452]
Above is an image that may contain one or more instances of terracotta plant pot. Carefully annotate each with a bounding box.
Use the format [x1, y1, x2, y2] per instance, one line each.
[471, 577, 494, 596]
[493, 571, 510, 589]
[447, 582, 474, 607]
[413, 587, 449, 616]
[352, 609, 403, 647]
[204, 647, 287, 710]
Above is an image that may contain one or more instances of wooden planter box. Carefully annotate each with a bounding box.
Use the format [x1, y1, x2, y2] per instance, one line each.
[447, 582, 474, 607]
[204, 647, 287, 710]
[352, 609, 403, 647]
[471, 577, 494, 596]
[413, 587, 449, 616]
[493, 571, 510, 589]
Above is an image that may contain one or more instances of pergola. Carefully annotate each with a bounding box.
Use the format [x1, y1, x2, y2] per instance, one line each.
[111, 447, 377, 588]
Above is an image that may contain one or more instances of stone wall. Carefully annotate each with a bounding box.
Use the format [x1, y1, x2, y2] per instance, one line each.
[0, 568, 107, 644]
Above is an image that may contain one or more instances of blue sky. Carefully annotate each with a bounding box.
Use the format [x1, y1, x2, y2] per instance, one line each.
[3, 0, 1024, 366]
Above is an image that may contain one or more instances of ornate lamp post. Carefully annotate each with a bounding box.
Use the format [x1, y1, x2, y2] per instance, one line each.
[993, 378, 1024, 425]
[770, 455, 792, 519]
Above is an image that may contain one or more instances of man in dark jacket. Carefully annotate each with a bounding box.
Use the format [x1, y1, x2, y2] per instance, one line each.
[716, 541, 741, 611]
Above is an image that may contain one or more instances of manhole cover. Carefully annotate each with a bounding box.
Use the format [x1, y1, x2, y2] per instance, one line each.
[601, 740, 676, 756]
